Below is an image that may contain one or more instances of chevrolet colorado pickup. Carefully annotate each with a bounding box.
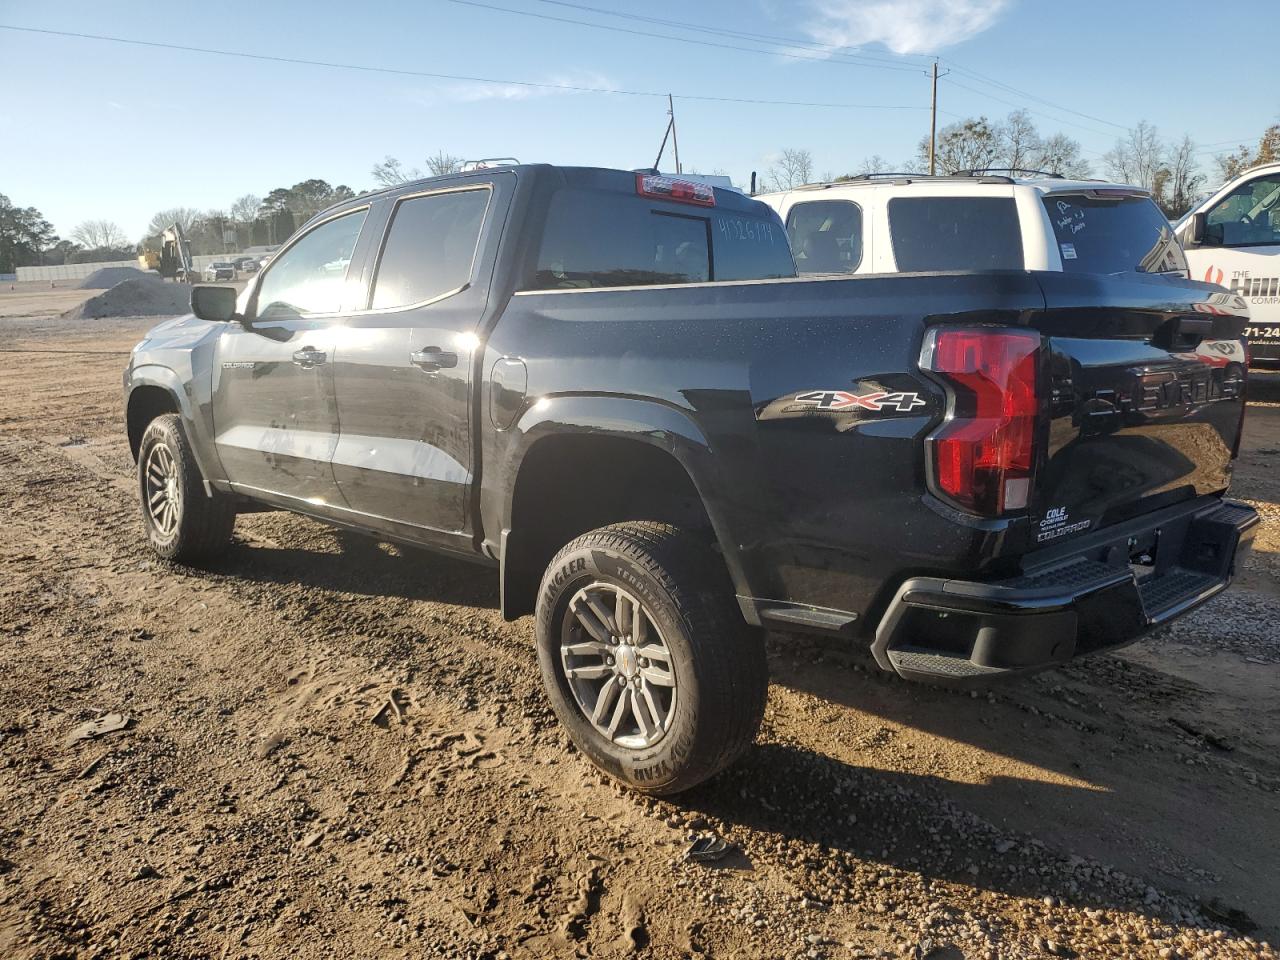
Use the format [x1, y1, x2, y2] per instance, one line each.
[124, 164, 1258, 794]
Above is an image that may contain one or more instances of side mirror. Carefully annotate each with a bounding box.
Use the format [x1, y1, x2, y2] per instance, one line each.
[190, 284, 239, 323]
[1187, 212, 1209, 246]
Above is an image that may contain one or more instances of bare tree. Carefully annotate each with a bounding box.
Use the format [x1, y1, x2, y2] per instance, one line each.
[1104, 124, 1205, 217]
[1035, 133, 1091, 179]
[373, 151, 462, 184]
[1104, 121, 1164, 193]
[146, 208, 202, 237]
[918, 118, 1001, 174]
[999, 109, 1042, 172]
[1164, 134, 1204, 219]
[230, 194, 261, 224]
[856, 155, 890, 176]
[371, 155, 419, 186]
[764, 148, 814, 191]
[71, 219, 128, 249]
[425, 150, 464, 177]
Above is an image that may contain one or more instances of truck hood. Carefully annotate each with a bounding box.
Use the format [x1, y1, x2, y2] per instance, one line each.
[134, 312, 224, 353]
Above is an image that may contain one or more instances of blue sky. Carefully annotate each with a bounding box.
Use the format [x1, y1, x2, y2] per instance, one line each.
[1, 0, 1276, 241]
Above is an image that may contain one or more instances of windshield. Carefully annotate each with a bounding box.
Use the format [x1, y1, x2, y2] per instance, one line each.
[1043, 194, 1187, 275]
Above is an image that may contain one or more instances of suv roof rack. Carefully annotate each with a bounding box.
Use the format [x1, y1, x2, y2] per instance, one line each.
[461, 157, 520, 171]
[792, 172, 1021, 190]
[842, 172, 929, 181]
[954, 167, 1064, 179]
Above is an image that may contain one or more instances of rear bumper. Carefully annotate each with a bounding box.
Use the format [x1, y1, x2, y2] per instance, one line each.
[871, 497, 1258, 682]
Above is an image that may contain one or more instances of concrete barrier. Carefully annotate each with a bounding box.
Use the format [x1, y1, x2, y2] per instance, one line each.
[17, 254, 264, 283]
[16, 260, 139, 282]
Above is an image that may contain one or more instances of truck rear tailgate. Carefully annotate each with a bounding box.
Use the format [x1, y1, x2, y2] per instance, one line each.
[1028, 271, 1248, 549]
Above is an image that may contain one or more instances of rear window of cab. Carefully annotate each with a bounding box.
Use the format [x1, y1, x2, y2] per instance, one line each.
[529, 188, 795, 290]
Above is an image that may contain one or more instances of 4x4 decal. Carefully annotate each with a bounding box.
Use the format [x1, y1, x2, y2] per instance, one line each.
[794, 389, 926, 412]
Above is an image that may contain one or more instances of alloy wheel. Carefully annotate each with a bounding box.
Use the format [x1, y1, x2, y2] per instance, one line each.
[559, 581, 677, 749]
[143, 441, 181, 538]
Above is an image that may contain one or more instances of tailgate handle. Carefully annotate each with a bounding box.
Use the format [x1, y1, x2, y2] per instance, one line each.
[1158, 316, 1213, 349]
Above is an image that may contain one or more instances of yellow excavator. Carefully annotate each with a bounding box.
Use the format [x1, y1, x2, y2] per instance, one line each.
[138, 222, 195, 282]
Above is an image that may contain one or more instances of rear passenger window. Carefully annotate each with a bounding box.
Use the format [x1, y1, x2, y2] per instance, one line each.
[710, 212, 793, 282]
[371, 188, 490, 309]
[530, 188, 792, 289]
[786, 200, 862, 275]
[888, 197, 1023, 272]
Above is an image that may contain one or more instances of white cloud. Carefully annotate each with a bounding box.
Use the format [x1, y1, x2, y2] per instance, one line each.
[413, 70, 618, 105]
[804, 0, 1013, 55]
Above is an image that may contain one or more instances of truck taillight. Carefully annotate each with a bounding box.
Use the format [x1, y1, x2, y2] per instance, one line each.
[921, 327, 1041, 516]
[635, 174, 715, 206]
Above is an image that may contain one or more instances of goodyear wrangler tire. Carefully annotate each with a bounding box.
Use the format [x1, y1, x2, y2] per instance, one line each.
[137, 414, 236, 562]
[535, 521, 768, 795]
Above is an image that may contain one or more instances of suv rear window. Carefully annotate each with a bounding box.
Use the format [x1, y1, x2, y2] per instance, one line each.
[531, 189, 793, 290]
[888, 196, 1023, 272]
[1044, 194, 1187, 275]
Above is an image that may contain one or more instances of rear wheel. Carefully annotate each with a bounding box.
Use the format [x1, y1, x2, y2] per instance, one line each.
[137, 414, 235, 562]
[535, 521, 767, 795]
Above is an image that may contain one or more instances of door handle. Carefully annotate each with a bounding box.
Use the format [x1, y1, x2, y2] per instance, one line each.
[410, 347, 458, 372]
[292, 347, 327, 367]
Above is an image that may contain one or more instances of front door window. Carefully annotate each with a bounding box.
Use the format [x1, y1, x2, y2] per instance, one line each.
[255, 209, 367, 318]
[1206, 174, 1280, 247]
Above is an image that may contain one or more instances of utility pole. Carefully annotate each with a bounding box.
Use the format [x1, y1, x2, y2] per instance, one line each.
[653, 94, 683, 174]
[928, 60, 939, 176]
[668, 94, 681, 174]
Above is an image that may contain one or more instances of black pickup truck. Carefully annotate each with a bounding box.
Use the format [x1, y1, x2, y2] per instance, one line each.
[124, 164, 1258, 794]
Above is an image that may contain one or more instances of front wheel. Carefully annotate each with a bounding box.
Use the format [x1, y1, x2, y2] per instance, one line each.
[137, 414, 236, 562]
[535, 521, 767, 795]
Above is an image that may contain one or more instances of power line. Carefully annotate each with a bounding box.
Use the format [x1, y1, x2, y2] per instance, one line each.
[939, 59, 1131, 132]
[524, 0, 932, 70]
[516, 0, 1141, 137]
[443, 0, 926, 72]
[943, 77, 1118, 140]
[0, 24, 927, 111]
[450, 0, 1187, 156]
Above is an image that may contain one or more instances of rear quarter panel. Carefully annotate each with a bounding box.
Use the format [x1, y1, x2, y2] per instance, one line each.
[483, 272, 1049, 624]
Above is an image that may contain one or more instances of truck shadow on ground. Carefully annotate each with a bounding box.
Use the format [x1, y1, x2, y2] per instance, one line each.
[678, 635, 1274, 939]
[210, 528, 501, 610]
[199, 518, 1275, 939]
[677, 736, 1261, 937]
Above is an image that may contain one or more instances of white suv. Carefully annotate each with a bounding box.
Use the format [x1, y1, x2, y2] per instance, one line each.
[757, 171, 1188, 278]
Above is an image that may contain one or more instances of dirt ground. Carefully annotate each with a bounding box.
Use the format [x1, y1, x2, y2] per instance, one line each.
[1, 292, 1278, 960]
